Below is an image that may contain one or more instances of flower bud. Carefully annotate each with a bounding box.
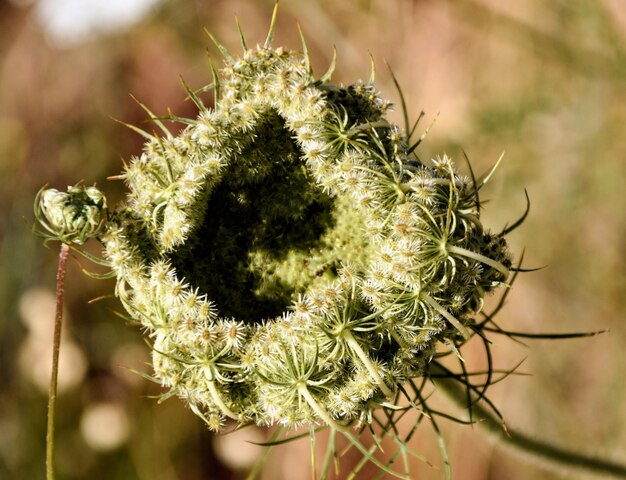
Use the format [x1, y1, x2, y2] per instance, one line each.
[35, 185, 106, 245]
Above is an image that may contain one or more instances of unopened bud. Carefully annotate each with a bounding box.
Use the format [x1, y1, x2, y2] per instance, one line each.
[35, 185, 106, 245]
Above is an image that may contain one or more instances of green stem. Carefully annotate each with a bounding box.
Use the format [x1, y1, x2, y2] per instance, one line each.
[431, 364, 626, 479]
[47, 242, 70, 480]
[342, 331, 394, 398]
[207, 380, 239, 420]
[447, 245, 509, 279]
[421, 292, 470, 340]
[390, 329, 408, 349]
[298, 385, 349, 433]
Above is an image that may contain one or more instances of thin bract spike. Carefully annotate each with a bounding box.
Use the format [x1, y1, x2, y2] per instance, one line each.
[441, 338, 465, 363]
[385, 61, 409, 136]
[106, 307, 139, 325]
[461, 149, 481, 214]
[156, 108, 194, 125]
[81, 268, 116, 280]
[152, 135, 174, 183]
[204, 28, 232, 60]
[432, 362, 508, 432]
[110, 116, 156, 141]
[342, 432, 408, 479]
[249, 427, 325, 447]
[152, 389, 178, 403]
[119, 366, 160, 384]
[264, 1, 279, 49]
[408, 110, 425, 141]
[427, 361, 529, 380]
[476, 151, 505, 190]
[368, 51, 376, 84]
[319, 46, 337, 84]
[477, 250, 525, 329]
[193, 83, 216, 96]
[407, 112, 439, 154]
[69, 245, 110, 267]
[235, 16, 248, 52]
[426, 409, 475, 425]
[469, 334, 493, 412]
[86, 294, 115, 304]
[208, 52, 221, 105]
[500, 189, 531, 235]
[129, 94, 172, 138]
[509, 265, 547, 272]
[179, 75, 208, 114]
[296, 23, 312, 76]
[482, 327, 609, 339]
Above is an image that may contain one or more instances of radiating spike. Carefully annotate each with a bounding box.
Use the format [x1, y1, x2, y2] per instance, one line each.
[408, 110, 425, 143]
[385, 61, 409, 137]
[500, 189, 531, 236]
[407, 112, 439, 154]
[297, 23, 312, 76]
[129, 94, 172, 138]
[81, 268, 117, 280]
[192, 83, 216, 97]
[111, 116, 156, 141]
[152, 134, 174, 183]
[461, 149, 481, 214]
[477, 151, 505, 190]
[368, 51, 376, 84]
[165, 108, 195, 125]
[207, 51, 221, 105]
[442, 338, 465, 362]
[264, 1, 279, 49]
[319, 46, 337, 84]
[235, 16, 248, 52]
[421, 292, 470, 340]
[204, 28, 232, 60]
[71, 245, 112, 267]
[179, 75, 208, 113]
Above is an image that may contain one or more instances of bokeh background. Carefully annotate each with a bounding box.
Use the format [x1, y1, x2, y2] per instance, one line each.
[1, 0, 625, 479]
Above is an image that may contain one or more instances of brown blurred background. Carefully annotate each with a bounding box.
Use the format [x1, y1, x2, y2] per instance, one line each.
[1, 0, 625, 479]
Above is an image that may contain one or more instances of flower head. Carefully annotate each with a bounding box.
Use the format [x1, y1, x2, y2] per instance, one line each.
[35, 185, 106, 245]
[97, 27, 512, 433]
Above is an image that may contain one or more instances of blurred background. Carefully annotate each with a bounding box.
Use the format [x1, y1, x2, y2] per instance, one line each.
[1, 0, 625, 478]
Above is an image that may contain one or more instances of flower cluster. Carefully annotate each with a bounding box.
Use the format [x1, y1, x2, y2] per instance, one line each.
[97, 28, 512, 432]
[35, 185, 106, 245]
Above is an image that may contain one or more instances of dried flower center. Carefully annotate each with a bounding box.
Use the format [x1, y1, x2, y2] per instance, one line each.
[169, 111, 368, 323]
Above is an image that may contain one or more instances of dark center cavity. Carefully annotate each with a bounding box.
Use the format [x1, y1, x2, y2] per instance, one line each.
[168, 111, 337, 323]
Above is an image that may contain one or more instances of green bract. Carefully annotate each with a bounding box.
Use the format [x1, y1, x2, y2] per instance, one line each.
[103, 41, 511, 431]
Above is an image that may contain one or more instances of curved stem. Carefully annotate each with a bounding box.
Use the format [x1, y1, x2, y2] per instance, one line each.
[421, 292, 470, 340]
[447, 245, 509, 279]
[431, 364, 626, 479]
[47, 242, 70, 480]
[343, 331, 394, 398]
[298, 385, 349, 433]
[207, 380, 240, 420]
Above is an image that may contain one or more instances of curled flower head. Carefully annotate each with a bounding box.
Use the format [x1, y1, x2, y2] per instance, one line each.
[35, 185, 106, 245]
[100, 24, 512, 434]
